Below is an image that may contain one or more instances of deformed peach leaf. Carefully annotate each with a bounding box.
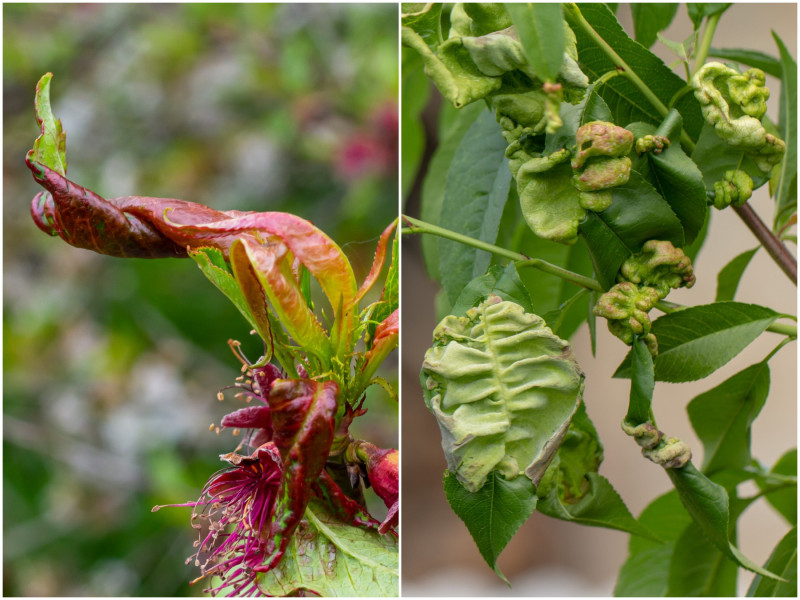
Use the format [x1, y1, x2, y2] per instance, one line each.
[31, 73, 67, 176]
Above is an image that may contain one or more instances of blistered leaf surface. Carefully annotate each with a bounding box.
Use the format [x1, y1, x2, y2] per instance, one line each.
[421, 296, 584, 492]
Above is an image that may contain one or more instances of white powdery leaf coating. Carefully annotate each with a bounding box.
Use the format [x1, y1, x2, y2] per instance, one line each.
[421, 296, 585, 492]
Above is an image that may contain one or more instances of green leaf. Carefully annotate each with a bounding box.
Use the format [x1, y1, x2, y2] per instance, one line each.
[450, 263, 533, 316]
[709, 47, 783, 79]
[668, 462, 783, 580]
[760, 450, 798, 526]
[688, 361, 770, 474]
[614, 302, 779, 382]
[772, 32, 797, 233]
[580, 169, 685, 289]
[667, 521, 738, 596]
[687, 3, 732, 30]
[189, 247, 260, 335]
[420, 102, 485, 279]
[566, 4, 704, 141]
[614, 490, 692, 596]
[627, 337, 654, 426]
[421, 297, 584, 492]
[443, 471, 538, 585]
[439, 110, 512, 304]
[402, 49, 431, 199]
[630, 3, 678, 49]
[546, 84, 612, 154]
[639, 116, 708, 244]
[31, 73, 67, 176]
[716, 247, 759, 302]
[506, 3, 564, 83]
[255, 500, 398, 597]
[747, 527, 797, 597]
[538, 472, 656, 540]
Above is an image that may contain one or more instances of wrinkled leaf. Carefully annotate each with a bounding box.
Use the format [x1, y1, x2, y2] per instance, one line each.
[421, 297, 584, 492]
[716, 247, 759, 302]
[31, 73, 67, 176]
[506, 3, 564, 83]
[400, 3, 444, 52]
[439, 110, 512, 304]
[444, 471, 537, 585]
[631, 3, 678, 49]
[747, 527, 797, 597]
[256, 498, 398, 597]
[688, 361, 770, 474]
[614, 302, 779, 382]
[692, 121, 770, 192]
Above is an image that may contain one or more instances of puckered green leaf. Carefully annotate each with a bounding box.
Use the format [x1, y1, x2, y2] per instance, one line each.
[517, 161, 586, 245]
[772, 33, 797, 233]
[444, 471, 537, 585]
[687, 361, 770, 474]
[631, 3, 678, 49]
[747, 527, 797, 597]
[439, 110, 512, 304]
[31, 73, 67, 176]
[565, 4, 704, 141]
[400, 3, 444, 52]
[421, 296, 584, 492]
[506, 3, 564, 83]
[692, 122, 770, 192]
[255, 499, 398, 597]
[614, 302, 779, 382]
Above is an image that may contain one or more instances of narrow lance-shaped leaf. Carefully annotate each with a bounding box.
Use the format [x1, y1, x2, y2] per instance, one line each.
[259, 379, 338, 572]
[746, 527, 797, 597]
[716, 248, 759, 302]
[687, 361, 770, 474]
[708, 47, 783, 79]
[631, 3, 678, 49]
[614, 302, 779, 382]
[628, 337, 655, 426]
[231, 238, 332, 369]
[667, 520, 738, 596]
[506, 3, 564, 82]
[668, 462, 784, 580]
[772, 32, 797, 233]
[359, 309, 399, 391]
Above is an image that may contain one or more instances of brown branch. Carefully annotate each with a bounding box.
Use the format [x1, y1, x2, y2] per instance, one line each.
[734, 203, 797, 285]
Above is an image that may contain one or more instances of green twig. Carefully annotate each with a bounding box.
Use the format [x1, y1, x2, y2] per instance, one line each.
[401, 215, 603, 291]
[691, 12, 722, 79]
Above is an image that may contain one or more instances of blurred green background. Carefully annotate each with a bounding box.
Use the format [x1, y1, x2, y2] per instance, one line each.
[3, 3, 397, 596]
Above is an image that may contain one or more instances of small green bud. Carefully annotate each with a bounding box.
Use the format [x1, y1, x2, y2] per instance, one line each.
[713, 169, 753, 210]
[571, 121, 634, 170]
[594, 282, 660, 352]
[635, 134, 670, 155]
[618, 240, 695, 299]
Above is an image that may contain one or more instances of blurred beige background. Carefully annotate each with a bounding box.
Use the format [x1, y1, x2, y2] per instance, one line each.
[401, 4, 797, 596]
